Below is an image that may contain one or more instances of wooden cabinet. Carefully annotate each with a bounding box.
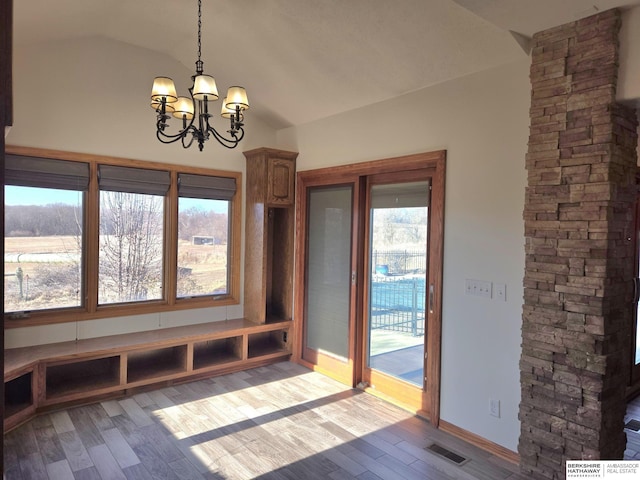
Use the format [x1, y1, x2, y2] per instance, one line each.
[267, 157, 295, 206]
[243, 148, 298, 324]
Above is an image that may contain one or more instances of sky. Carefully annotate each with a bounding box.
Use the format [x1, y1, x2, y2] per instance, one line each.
[4, 186, 228, 214]
[4, 186, 80, 206]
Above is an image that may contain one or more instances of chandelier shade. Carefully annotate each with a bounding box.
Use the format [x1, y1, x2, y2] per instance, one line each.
[225, 87, 250, 111]
[151, 77, 178, 103]
[150, 0, 248, 151]
[193, 75, 219, 101]
[221, 97, 242, 120]
[173, 97, 195, 120]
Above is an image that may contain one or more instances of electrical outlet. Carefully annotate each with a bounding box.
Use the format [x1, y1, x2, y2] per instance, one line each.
[494, 283, 506, 301]
[490, 399, 500, 418]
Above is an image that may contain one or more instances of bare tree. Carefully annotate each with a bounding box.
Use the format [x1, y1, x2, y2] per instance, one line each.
[99, 192, 163, 303]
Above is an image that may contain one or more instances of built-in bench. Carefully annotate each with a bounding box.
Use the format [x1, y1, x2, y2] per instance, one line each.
[3, 318, 292, 431]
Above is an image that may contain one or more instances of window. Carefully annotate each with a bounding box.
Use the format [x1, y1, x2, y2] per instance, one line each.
[4, 186, 84, 312]
[4, 148, 241, 325]
[4, 155, 88, 314]
[98, 165, 169, 305]
[177, 173, 236, 298]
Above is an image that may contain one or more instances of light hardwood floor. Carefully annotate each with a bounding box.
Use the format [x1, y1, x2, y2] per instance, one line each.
[4, 362, 527, 479]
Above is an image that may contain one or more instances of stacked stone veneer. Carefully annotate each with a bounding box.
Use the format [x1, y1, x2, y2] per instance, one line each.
[519, 9, 639, 480]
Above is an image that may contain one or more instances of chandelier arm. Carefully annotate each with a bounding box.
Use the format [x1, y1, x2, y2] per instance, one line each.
[155, 119, 197, 145]
[206, 124, 244, 149]
[181, 132, 197, 149]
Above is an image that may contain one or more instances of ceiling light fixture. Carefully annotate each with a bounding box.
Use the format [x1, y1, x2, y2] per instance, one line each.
[150, 0, 249, 151]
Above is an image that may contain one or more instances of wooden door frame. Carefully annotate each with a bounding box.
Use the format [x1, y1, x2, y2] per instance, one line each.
[631, 173, 640, 391]
[293, 150, 445, 426]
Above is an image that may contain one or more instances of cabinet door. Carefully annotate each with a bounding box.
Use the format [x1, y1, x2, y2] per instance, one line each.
[268, 158, 295, 206]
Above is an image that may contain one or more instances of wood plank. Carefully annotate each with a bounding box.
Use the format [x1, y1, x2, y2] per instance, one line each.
[168, 457, 207, 480]
[34, 424, 66, 465]
[68, 407, 105, 448]
[123, 463, 155, 480]
[132, 442, 181, 480]
[58, 430, 94, 472]
[101, 427, 140, 469]
[18, 452, 48, 479]
[119, 398, 155, 427]
[46, 459, 75, 480]
[74, 466, 105, 480]
[7, 421, 39, 457]
[139, 423, 184, 463]
[88, 443, 127, 480]
[86, 403, 117, 431]
[50, 410, 76, 434]
[102, 399, 126, 417]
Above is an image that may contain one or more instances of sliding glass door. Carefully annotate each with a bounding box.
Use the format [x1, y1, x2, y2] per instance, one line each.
[294, 151, 445, 422]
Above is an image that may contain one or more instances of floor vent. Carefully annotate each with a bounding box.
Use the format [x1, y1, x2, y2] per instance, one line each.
[625, 419, 640, 432]
[425, 443, 468, 465]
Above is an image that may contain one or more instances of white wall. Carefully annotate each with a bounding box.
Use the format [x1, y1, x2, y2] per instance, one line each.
[8, 36, 277, 164]
[618, 6, 640, 107]
[5, 36, 278, 345]
[279, 59, 531, 452]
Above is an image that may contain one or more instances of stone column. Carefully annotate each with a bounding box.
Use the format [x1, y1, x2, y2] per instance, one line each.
[519, 9, 639, 479]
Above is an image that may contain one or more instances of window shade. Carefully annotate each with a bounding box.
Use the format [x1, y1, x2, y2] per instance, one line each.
[98, 165, 170, 195]
[370, 180, 430, 209]
[5, 154, 90, 191]
[178, 173, 236, 200]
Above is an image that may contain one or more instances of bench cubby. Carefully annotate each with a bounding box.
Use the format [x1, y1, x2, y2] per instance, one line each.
[4, 370, 34, 419]
[193, 336, 243, 370]
[45, 355, 121, 402]
[248, 329, 288, 359]
[127, 345, 188, 384]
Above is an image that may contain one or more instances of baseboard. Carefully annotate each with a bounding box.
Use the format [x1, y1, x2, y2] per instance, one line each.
[439, 420, 519, 465]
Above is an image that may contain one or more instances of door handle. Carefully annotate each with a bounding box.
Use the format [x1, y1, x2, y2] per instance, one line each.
[429, 284, 435, 314]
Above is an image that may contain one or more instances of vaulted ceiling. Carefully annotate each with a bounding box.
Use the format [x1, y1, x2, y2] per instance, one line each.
[13, 0, 640, 130]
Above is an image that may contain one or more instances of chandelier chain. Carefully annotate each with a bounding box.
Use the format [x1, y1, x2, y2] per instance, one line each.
[195, 0, 203, 74]
[197, 0, 202, 63]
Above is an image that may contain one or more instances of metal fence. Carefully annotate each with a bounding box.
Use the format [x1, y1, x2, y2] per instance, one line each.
[372, 249, 426, 275]
[370, 277, 426, 336]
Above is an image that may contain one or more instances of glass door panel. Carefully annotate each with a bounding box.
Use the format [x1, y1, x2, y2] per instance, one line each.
[302, 185, 354, 383]
[367, 181, 429, 387]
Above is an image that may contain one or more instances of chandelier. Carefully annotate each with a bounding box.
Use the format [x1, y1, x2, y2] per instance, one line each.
[150, 0, 249, 151]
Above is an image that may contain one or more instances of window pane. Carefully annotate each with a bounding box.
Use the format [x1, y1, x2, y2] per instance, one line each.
[99, 191, 164, 304]
[177, 197, 230, 298]
[4, 186, 83, 313]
